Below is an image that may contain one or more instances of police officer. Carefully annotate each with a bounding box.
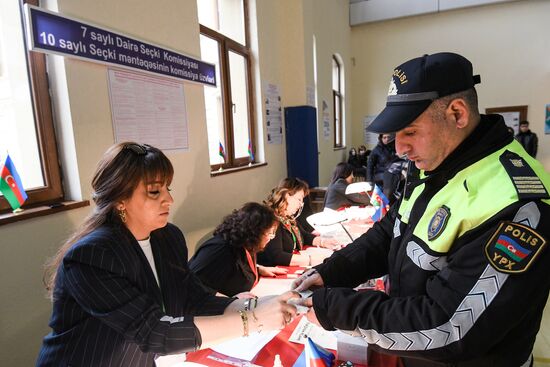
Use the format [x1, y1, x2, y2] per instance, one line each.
[292, 52, 550, 367]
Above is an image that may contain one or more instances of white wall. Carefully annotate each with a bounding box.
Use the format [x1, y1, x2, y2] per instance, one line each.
[0, 0, 352, 365]
[350, 0, 550, 172]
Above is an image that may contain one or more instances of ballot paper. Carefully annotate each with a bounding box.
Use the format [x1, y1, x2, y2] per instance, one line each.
[211, 330, 280, 361]
[288, 316, 337, 350]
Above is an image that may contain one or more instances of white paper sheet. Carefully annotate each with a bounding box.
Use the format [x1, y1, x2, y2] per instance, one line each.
[251, 277, 293, 297]
[210, 330, 279, 361]
[288, 316, 337, 350]
[264, 83, 282, 145]
[154, 353, 187, 367]
[108, 68, 189, 151]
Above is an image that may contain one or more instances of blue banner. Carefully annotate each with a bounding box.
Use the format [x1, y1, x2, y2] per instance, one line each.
[24, 5, 216, 86]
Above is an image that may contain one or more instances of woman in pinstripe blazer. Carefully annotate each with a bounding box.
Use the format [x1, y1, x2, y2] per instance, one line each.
[36, 142, 298, 367]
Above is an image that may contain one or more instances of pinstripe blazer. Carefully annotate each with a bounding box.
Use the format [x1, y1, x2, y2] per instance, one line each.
[36, 223, 233, 367]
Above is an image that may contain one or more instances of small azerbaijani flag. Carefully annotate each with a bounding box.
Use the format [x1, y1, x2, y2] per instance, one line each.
[495, 234, 532, 262]
[370, 184, 389, 222]
[0, 154, 28, 210]
[292, 337, 335, 367]
[247, 139, 254, 161]
[218, 141, 226, 162]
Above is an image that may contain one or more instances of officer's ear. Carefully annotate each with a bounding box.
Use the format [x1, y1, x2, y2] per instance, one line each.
[445, 98, 469, 130]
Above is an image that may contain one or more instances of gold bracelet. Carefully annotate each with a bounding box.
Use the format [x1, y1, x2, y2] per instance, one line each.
[238, 310, 249, 337]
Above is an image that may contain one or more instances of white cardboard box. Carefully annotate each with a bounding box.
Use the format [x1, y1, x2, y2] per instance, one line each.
[335, 330, 369, 365]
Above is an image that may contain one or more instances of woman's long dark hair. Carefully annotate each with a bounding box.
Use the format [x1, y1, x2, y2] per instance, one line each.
[213, 202, 276, 253]
[44, 142, 174, 298]
[264, 177, 309, 217]
[330, 162, 353, 184]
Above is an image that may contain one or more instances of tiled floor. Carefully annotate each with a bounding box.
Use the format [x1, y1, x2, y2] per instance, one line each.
[534, 297, 550, 367]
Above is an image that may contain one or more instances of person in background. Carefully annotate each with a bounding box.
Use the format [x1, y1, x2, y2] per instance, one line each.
[324, 162, 371, 210]
[348, 147, 366, 178]
[357, 145, 370, 172]
[515, 120, 538, 157]
[258, 178, 324, 266]
[37, 142, 298, 367]
[292, 52, 550, 367]
[366, 133, 396, 188]
[189, 202, 288, 297]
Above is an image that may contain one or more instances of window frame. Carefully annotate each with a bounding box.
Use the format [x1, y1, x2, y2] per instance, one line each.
[199, 0, 256, 171]
[332, 55, 344, 149]
[0, 0, 64, 213]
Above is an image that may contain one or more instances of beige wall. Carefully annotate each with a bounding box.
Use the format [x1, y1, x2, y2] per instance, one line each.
[0, 0, 351, 365]
[304, 0, 352, 185]
[350, 0, 550, 172]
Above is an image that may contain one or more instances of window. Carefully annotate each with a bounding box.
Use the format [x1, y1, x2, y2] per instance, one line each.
[198, 0, 255, 170]
[332, 54, 344, 148]
[0, 0, 63, 213]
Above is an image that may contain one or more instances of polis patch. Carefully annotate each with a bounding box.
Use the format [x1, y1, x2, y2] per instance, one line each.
[485, 222, 547, 273]
[428, 206, 451, 241]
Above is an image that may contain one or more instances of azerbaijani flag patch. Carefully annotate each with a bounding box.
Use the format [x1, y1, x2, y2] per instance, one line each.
[485, 222, 547, 273]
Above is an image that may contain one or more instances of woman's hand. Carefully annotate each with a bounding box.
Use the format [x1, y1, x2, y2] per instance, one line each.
[251, 291, 300, 331]
[258, 265, 288, 277]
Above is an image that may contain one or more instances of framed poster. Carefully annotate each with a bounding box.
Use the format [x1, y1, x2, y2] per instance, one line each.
[485, 105, 527, 135]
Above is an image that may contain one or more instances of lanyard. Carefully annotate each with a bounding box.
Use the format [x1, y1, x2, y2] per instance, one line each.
[245, 249, 259, 288]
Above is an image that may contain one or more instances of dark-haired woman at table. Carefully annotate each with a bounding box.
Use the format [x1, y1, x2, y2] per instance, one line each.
[36, 142, 297, 367]
[189, 202, 287, 297]
[324, 162, 371, 210]
[258, 178, 325, 267]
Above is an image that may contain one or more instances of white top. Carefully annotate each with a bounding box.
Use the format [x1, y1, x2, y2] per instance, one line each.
[137, 238, 160, 286]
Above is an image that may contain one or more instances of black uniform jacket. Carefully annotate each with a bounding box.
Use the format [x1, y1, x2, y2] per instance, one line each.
[189, 235, 256, 297]
[257, 220, 315, 266]
[312, 115, 550, 367]
[36, 223, 232, 367]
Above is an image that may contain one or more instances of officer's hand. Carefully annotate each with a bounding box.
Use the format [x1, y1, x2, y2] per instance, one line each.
[291, 269, 324, 292]
[295, 297, 321, 327]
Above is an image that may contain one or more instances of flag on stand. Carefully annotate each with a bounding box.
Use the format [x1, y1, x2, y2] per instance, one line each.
[0, 154, 28, 210]
[370, 184, 389, 222]
[218, 141, 226, 163]
[247, 140, 254, 161]
[292, 337, 335, 367]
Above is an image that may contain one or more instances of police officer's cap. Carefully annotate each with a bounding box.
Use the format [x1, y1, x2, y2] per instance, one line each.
[367, 52, 481, 134]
